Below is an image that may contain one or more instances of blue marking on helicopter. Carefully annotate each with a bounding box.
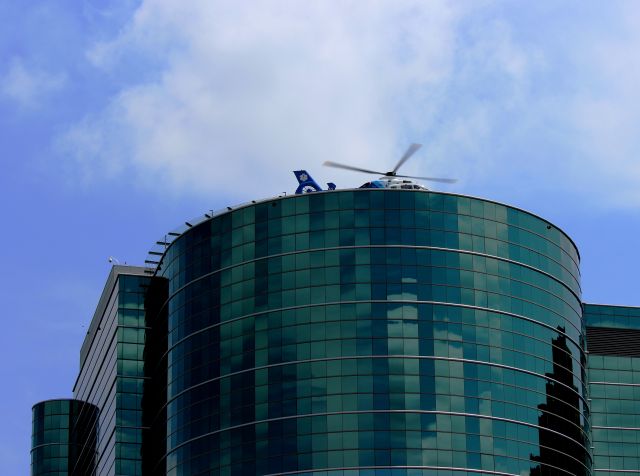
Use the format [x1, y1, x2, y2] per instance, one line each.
[358, 181, 386, 189]
[293, 170, 336, 194]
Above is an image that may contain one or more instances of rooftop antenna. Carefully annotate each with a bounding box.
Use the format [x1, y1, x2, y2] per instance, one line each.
[323, 143, 457, 184]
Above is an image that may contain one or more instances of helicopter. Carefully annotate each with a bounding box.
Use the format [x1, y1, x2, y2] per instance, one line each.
[293, 143, 456, 194]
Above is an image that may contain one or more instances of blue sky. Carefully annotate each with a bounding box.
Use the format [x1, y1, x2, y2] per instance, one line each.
[2, 1, 640, 473]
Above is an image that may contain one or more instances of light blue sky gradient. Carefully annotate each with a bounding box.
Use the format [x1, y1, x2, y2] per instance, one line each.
[2, 1, 640, 473]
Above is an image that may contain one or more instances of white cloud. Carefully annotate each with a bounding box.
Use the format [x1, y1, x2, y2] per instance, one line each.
[0, 58, 66, 108]
[55, 1, 640, 207]
[64, 0, 538, 200]
[559, 3, 640, 207]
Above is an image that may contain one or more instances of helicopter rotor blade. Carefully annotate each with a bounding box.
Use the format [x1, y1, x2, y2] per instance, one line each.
[324, 143, 456, 184]
[392, 143, 422, 174]
[323, 161, 386, 175]
[394, 174, 457, 183]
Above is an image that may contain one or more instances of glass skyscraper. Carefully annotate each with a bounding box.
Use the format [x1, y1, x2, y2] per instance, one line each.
[31, 399, 98, 475]
[585, 304, 640, 475]
[35, 266, 152, 475]
[31, 189, 637, 475]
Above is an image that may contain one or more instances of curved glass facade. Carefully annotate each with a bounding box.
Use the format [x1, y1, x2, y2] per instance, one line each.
[152, 189, 591, 475]
[31, 399, 98, 475]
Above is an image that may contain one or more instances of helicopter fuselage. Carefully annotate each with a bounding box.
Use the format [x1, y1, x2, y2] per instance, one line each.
[359, 176, 429, 190]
